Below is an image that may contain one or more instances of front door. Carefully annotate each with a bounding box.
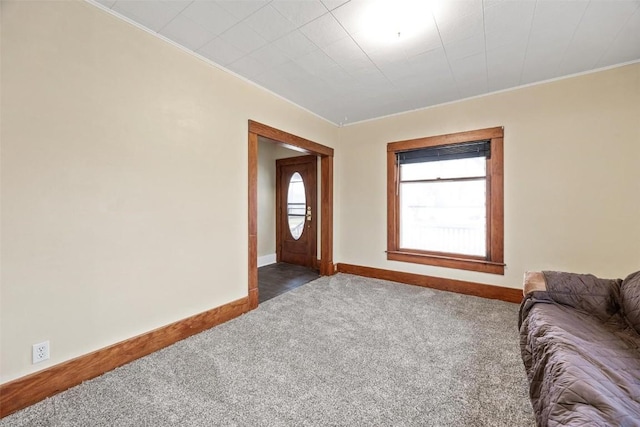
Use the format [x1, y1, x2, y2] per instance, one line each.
[276, 155, 317, 269]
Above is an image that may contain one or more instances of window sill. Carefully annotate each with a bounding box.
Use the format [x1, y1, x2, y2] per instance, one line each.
[386, 250, 505, 275]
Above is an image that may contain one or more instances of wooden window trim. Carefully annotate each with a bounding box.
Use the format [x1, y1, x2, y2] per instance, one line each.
[387, 127, 505, 275]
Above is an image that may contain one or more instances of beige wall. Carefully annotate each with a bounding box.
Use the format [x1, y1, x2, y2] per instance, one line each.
[0, 1, 338, 383]
[257, 142, 278, 259]
[336, 63, 640, 288]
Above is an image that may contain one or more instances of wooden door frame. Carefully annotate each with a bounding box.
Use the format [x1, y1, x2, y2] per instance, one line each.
[248, 120, 334, 309]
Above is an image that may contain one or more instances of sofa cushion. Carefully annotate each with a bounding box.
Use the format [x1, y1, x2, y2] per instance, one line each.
[520, 302, 640, 426]
[621, 271, 640, 334]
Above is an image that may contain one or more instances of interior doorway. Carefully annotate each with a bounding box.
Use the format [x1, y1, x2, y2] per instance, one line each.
[248, 121, 334, 309]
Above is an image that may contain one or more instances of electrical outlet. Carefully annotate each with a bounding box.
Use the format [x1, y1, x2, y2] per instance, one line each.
[32, 341, 50, 364]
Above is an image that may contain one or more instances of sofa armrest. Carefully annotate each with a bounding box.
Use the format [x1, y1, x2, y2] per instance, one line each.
[523, 271, 547, 295]
[525, 270, 622, 322]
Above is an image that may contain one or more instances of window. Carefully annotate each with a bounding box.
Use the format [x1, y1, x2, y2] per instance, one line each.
[387, 127, 504, 274]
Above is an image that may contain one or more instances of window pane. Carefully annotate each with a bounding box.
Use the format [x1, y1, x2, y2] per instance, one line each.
[400, 157, 486, 181]
[287, 172, 306, 240]
[399, 180, 486, 256]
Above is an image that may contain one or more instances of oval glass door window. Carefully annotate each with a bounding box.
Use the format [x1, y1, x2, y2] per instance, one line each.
[287, 172, 306, 240]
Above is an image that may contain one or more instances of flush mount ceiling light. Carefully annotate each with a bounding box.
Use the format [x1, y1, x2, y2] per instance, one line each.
[359, 0, 436, 44]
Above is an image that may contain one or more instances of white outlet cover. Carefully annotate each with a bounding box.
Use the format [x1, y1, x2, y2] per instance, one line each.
[32, 340, 50, 364]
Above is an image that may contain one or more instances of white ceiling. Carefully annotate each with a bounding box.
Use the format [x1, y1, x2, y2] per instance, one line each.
[91, 0, 640, 125]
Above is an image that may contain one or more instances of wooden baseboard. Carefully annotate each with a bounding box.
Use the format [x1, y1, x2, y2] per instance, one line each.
[319, 261, 336, 276]
[336, 263, 522, 303]
[0, 296, 251, 418]
[248, 287, 259, 310]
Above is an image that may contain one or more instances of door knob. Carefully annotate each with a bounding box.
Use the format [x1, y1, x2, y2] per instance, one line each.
[306, 206, 312, 222]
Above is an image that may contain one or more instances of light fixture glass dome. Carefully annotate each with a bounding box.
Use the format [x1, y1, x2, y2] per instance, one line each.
[359, 0, 435, 44]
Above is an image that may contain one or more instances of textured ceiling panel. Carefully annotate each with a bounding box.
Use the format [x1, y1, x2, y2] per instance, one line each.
[159, 14, 216, 50]
[197, 36, 245, 65]
[558, 0, 639, 75]
[180, 1, 237, 35]
[216, 0, 270, 20]
[299, 12, 349, 48]
[321, 36, 373, 74]
[91, 0, 640, 125]
[273, 31, 319, 60]
[248, 43, 291, 68]
[112, 0, 190, 32]
[243, 4, 297, 41]
[271, 0, 328, 27]
[598, 7, 640, 66]
[218, 21, 267, 53]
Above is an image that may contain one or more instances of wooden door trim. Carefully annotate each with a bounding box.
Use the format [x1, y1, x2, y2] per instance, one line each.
[248, 132, 259, 309]
[248, 121, 334, 309]
[320, 155, 333, 275]
[249, 120, 334, 157]
[276, 155, 317, 267]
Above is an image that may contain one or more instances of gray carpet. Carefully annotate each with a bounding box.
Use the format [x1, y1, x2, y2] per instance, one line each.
[1, 273, 534, 426]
